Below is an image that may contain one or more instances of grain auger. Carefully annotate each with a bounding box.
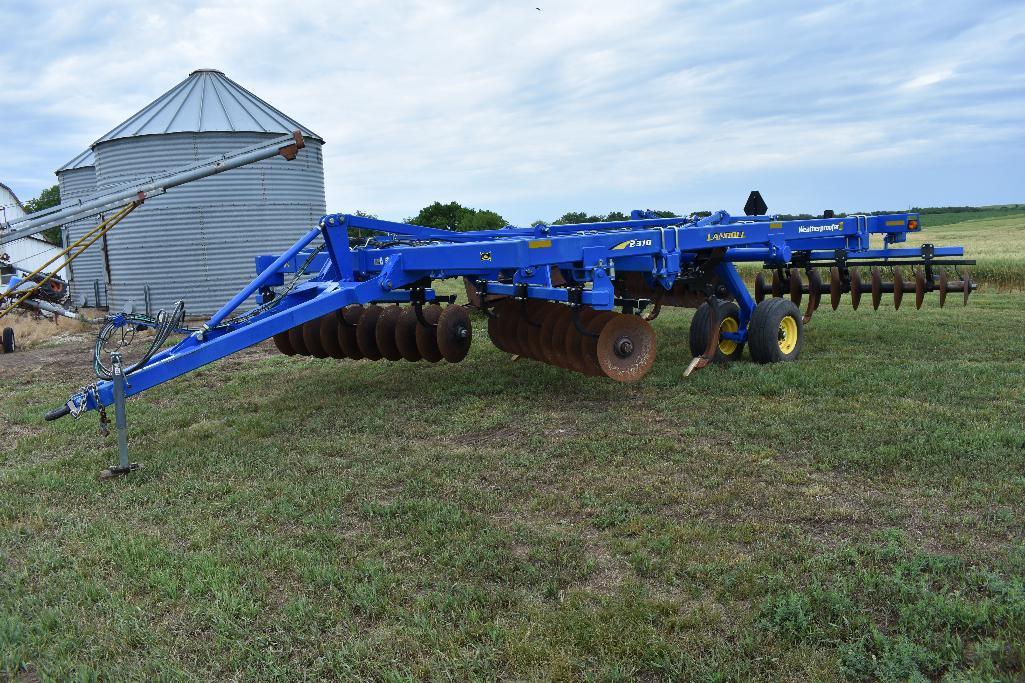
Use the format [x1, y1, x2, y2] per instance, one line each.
[45, 191, 974, 473]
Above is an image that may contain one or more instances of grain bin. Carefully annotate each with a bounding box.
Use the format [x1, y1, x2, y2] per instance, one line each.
[62, 69, 325, 315]
[55, 149, 103, 306]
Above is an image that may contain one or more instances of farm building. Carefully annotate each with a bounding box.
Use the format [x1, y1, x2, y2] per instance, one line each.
[0, 182, 67, 280]
[56, 69, 326, 314]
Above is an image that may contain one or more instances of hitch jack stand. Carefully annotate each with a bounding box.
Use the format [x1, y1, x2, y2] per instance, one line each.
[100, 352, 140, 480]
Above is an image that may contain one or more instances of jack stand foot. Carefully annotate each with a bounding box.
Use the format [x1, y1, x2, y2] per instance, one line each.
[100, 463, 141, 480]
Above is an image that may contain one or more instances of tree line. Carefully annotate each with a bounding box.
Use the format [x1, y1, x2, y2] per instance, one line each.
[403, 201, 685, 232]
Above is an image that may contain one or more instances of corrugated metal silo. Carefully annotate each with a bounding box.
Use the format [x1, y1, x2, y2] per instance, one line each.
[55, 149, 104, 306]
[87, 69, 326, 314]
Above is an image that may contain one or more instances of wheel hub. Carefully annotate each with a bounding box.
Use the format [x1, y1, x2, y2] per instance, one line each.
[613, 336, 634, 358]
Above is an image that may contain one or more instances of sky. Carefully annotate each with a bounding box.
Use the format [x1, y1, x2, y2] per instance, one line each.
[1, 0, 1023, 226]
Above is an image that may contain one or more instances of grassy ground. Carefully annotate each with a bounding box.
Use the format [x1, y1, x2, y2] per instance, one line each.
[2, 284, 1023, 680]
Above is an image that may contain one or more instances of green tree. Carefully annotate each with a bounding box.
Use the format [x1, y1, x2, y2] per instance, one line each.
[405, 201, 506, 232]
[23, 184, 62, 244]
[552, 211, 602, 225]
[550, 210, 684, 225]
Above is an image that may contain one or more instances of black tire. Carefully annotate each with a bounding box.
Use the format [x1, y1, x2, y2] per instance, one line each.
[2, 327, 14, 354]
[748, 298, 803, 364]
[688, 300, 744, 362]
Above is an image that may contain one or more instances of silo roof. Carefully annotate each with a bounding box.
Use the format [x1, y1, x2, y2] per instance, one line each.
[92, 69, 323, 145]
[56, 147, 96, 173]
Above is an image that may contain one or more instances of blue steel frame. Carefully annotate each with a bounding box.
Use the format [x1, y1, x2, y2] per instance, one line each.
[58, 208, 964, 415]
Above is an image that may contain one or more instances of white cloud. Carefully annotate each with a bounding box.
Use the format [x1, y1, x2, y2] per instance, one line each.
[0, 0, 1022, 219]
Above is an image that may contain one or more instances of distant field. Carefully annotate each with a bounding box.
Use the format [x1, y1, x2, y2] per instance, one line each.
[907, 210, 1025, 290]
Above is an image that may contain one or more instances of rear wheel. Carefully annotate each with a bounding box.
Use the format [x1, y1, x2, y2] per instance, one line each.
[748, 298, 803, 364]
[2, 327, 14, 354]
[688, 300, 744, 362]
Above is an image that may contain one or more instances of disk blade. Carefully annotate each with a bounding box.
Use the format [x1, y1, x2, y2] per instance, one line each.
[319, 312, 345, 359]
[396, 306, 423, 361]
[579, 311, 617, 376]
[437, 304, 473, 363]
[272, 331, 295, 356]
[356, 304, 384, 360]
[288, 325, 310, 356]
[563, 307, 598, 373]
[850, 269, 862, 310]
[337, 305, 364, 360]
[596, 314, 657, 382]
[375, 305, 404, 361]
[790, 270, 803, 306]
[871, 267, 882, 310]
[415, 303, 444, 362]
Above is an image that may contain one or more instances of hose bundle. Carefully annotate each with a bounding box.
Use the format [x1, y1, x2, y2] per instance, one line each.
[93, 300, 187, 379]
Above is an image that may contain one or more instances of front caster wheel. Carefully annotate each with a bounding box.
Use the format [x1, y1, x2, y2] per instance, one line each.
[688, 300, 744, 363]
[748, 298, 803, 364]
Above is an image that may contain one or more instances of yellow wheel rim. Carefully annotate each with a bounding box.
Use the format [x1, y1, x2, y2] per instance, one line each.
[777, 316, 798, 354]
[718, 317, 738, 355]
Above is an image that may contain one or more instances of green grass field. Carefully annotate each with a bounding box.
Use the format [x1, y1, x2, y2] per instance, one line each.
[2, 211, 1024, 681]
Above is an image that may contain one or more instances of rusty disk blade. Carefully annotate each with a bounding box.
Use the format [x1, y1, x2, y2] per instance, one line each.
[579, 311, 617, 377]
[871, 267, 882, 310]
[527, 303, 559, 362]
[805, 269, 822, 321]
[395, 306, 423, 361]
[272, 331, 295, 355]
[537, 301, 561, 358]
[319, 313, 345, 359]
[415, 303, 444, 362]
[375, 305, 404, 361]
[850, 269, 862, 310]
[499, 300, 525, 356]
[536, 304, 566, 366]
[487, 299, 513, 353]
[436, 305, 473, 362]
[288, 325, 310, 356]
[892, 267, 904, 310]
[771, 270, 783, 298]
[829, 266, 842, 310]
[915, 268, 926, 310]
[963, 272, 972, 306]
[302, 318, 328, 358]
[596, 314, 657, 383]
[790, 270, 803, 306]
[337, 305, 364, 360]
[754, 272, 767, 303]
[938, 267, 948, 308]
[546, 306, 573, 369]
[515, 301, 545, 360]
[504, 307, 524, 358]
[563, 307, 598, 374]
[356, 304, 383, 360]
